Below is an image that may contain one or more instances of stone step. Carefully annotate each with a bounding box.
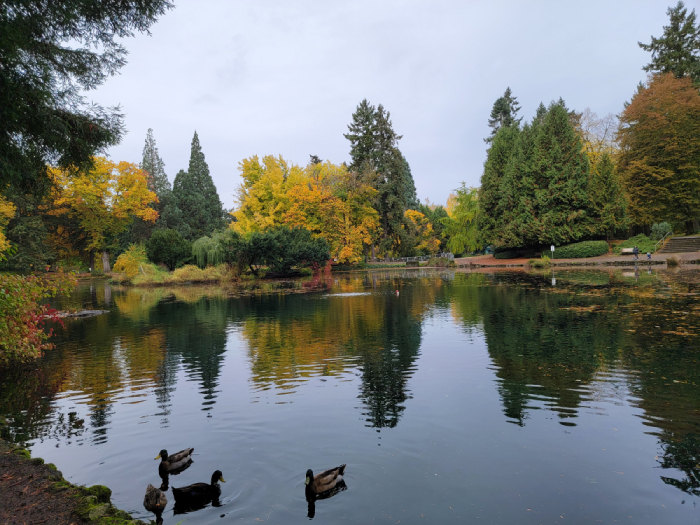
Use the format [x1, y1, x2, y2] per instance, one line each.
[658, 236, 700, 253]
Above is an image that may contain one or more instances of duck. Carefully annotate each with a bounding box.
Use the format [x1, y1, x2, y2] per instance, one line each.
[304, 464, 346, 499]
[155, 448, 194, 476]
[143, 483, 167, 515]
[172, 470, 225, 507]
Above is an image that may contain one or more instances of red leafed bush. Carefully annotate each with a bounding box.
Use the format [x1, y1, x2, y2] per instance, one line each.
[0, 272, 76, 365]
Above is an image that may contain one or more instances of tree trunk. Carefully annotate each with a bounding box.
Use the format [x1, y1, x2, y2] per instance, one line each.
[371, 244, 375, 261]
[102, 250, 111, 273]
[89, 250, 95, 272]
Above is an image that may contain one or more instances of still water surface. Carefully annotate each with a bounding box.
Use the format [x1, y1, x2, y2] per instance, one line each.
[1, 269, 700, 523]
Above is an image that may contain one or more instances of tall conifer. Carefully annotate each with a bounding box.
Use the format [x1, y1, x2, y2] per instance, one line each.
[344, 100, 418, 255]
[485, 87, 522, 143]
[639, 1, 700, 84]
[172, 131, 226, 240]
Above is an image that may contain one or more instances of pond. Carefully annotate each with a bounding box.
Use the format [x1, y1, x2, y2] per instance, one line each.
[1, 268, 700, 524]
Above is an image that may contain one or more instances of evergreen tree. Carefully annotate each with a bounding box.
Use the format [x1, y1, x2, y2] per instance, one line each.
[522, 100, 594, 245]
[589, 153, 629, 240]
[127, 128, 176, 243]
[485, 87, 522, 143]
[309, 155, 322, 165]
[0, 0, 172, 195]
[639, 1, 700, 84]
[142, 128, 171, 198]
[344, 99, 378, 170]
[478, 125, 520, 246]
[172, 131, 226, 240]
[344, 100, 417, 255]
[481, 101, 595, 248]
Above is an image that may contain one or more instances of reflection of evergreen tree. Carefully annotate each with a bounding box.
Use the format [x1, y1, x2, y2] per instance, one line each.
[151, 298, 229, 413]
[354, 285, 422, 429]
[478, 274, 623, 426]
[154, 350, 179, 425]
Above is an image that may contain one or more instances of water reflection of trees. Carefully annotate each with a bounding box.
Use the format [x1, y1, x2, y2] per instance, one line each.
[237, 272, 429, 428]
[450, 269, 700, 498]
[469, 273, 623, 426]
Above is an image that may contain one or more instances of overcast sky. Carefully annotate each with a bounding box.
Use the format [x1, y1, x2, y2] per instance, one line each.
[91, 0, 674, 209]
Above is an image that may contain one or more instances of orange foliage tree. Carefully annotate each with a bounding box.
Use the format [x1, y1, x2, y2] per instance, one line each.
[618, 73, 700, 232]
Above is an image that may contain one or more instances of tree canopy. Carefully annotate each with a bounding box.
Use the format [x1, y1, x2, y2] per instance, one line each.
[485, 87, 522, 143]
[0, 0, 173, 194]
[639, 1, 700, 84]
[618, 73, 700, 232]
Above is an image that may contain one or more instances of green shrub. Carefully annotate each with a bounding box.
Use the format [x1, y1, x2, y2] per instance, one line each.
[147, 229, 191, 270]
[612, 234, 656, 255]
[529, 255, 551, 269]
[651, 222, 673, 241]
[551, 241, 608, 259]
[667, 256, 680, 267]
[494, 250, 521, 259]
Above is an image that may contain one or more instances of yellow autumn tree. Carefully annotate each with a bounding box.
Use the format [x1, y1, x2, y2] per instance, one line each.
[404, 209, 440, 254]
[231, 155, 307, 233]
[52, 157, 158, 271]
[284, 162, 379, 263]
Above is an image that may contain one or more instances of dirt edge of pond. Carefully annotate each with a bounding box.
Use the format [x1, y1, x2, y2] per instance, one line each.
[0, 426, 149, 525]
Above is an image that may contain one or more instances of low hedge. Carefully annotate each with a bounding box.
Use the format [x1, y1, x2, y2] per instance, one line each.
[551, 240, 609, 259]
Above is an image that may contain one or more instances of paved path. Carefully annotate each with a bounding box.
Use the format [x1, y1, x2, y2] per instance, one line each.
[454, 251, 700, 267]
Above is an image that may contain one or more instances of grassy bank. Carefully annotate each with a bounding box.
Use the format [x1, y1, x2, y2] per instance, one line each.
[112, 263, 236, 286]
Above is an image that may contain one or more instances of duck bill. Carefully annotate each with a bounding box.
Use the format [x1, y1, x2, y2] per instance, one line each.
[154, 454, 161, 460]
[304, 476, 310, 486]
[220, 476, 226, 483]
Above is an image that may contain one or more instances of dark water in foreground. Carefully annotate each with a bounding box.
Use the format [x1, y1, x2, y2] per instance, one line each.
[1, 269, 700, 524]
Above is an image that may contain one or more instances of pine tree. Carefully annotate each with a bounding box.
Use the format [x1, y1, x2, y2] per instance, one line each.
[639, 1, 700, 84]
[172, 131, 226, 240]
[485, 87, 522, 143]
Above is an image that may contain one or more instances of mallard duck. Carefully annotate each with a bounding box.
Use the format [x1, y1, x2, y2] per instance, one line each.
[143, 483, 167, 513]
[172, 470, 225, 506]
[304, 464, 346, 499]
[155, 448, 194, 476]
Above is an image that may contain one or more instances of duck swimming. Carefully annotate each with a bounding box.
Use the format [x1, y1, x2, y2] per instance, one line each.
[143, 483, 167, 521]
[155, 448, 194, 476]
[304, 464, 346, 499]
[172, 470, 225, 512]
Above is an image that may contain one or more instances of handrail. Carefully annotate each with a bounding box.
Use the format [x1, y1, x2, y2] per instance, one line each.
[654, 231, 672, 253]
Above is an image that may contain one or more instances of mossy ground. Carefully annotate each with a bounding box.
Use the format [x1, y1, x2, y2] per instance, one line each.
[0, 436, 148, 524]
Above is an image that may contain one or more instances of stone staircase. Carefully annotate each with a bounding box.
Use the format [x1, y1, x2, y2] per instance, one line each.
[658, 235, 700, 253]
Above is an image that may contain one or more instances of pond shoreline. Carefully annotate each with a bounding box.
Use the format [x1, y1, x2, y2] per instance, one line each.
[0, 421, 147, 525]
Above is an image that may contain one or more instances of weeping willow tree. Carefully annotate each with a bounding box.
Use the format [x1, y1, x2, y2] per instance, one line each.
[192, 230, 231, 267]
[441, 184, 481, 255]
